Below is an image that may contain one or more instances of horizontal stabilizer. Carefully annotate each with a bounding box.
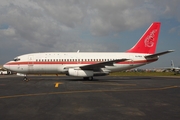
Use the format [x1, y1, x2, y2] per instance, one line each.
[145, 50, 174, 58]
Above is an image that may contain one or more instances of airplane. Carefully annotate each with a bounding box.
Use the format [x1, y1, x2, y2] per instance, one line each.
[3, 22, 174, 81]
[163, 60, 180, 74]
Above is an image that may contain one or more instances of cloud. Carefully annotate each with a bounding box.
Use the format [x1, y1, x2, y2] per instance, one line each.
[169, 26, 180, 35]
[35, 0, 86, 28]
[89, 0, 155, 36]
[0, 27, 15, 36]
[152, 0, 180, 21]
[0, 0, 180, 64]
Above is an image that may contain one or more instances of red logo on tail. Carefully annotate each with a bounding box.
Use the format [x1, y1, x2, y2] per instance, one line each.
[144, 29, 157, 48]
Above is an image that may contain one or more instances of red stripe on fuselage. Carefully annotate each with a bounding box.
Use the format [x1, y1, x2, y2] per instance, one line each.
[6, 59, 158, 65]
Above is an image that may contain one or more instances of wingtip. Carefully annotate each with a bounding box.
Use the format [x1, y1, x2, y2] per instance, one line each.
[168, 50, 175, 52]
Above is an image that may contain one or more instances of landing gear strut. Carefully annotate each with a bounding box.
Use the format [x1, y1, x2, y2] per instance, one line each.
[23, 76, 29, 81]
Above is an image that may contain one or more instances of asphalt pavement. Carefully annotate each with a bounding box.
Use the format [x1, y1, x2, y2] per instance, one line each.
[0, 75, 180, 120]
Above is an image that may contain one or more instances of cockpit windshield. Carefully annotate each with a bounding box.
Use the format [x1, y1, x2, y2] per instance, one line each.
[14, 58, 20, 61]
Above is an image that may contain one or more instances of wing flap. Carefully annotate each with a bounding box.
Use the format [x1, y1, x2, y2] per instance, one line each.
[80, 58, 129, 71]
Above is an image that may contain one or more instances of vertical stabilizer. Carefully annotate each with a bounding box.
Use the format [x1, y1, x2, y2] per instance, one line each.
[171, 60, 174, 68]
[126, 22, 161, 54]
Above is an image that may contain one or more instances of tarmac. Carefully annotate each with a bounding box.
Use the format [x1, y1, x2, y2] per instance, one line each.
[0, 75, 180, 120]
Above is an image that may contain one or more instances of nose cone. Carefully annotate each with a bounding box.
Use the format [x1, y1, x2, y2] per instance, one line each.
[3, 63, 9, 70]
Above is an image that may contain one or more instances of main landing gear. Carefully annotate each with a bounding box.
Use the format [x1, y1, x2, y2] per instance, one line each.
[83, 77, 94, 80]
[23, 76, 29, 81]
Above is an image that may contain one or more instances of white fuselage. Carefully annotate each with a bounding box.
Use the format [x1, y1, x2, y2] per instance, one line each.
[4, 52, 158, 75]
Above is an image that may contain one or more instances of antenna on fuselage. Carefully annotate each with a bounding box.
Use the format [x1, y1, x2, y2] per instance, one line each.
[77, 50, 80, 53]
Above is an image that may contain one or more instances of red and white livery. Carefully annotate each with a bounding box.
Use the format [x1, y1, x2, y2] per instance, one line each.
[3, 22, 174, 80]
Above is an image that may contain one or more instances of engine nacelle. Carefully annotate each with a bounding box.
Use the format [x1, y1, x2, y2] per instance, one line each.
[68, 68, 93, 77]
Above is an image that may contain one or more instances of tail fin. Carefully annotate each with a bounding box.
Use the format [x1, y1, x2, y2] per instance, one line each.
[171, 60, 174, 68]
[126, 22, 161, 54]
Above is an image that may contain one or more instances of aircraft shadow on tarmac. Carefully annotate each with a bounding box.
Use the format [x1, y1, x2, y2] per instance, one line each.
[25, 76, 153, 82]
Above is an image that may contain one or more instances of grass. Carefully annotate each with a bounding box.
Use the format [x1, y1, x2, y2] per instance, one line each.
[109, 72, 179, 76]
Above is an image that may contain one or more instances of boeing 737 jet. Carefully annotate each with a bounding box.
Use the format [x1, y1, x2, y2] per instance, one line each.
[3, 22, 174, 81]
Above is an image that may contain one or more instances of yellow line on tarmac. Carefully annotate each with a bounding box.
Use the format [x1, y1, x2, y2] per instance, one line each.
[0, 86, 178, 99]
[55, 82, 62, 88]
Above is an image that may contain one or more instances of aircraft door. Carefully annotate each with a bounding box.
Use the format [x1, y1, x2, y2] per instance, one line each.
[28, 55, 34, 73]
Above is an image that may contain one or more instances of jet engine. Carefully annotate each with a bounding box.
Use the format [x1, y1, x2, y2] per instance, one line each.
[67, 68, 93, 77]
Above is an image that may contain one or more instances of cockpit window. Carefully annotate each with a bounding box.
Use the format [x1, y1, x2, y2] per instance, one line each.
[14, 58, 20, 61]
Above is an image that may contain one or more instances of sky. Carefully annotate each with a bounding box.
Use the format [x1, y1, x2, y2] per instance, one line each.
[0, 0, 180, 68]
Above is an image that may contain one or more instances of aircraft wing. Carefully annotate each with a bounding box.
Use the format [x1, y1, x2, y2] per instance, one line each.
[145, 50, 174, 58]
[80, 58, 129, 71]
